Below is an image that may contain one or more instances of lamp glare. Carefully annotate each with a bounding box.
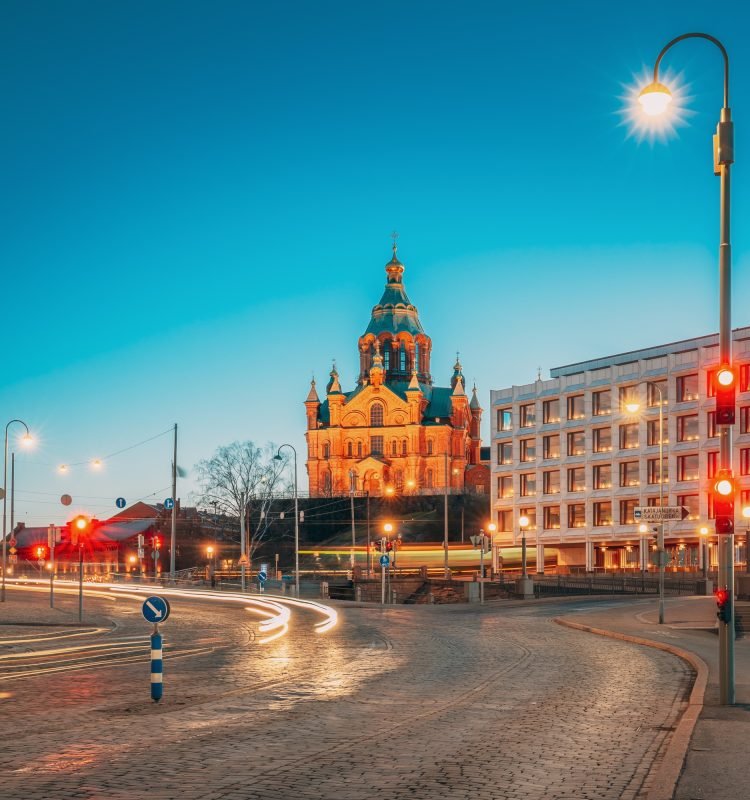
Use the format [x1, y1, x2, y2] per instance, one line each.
[638, 82, 673, 116]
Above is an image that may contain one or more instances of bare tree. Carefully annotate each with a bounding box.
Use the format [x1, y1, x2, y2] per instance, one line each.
[193, 441, 290, 559]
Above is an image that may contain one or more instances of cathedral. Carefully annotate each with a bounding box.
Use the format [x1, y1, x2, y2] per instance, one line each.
[304, 243, 485, 497]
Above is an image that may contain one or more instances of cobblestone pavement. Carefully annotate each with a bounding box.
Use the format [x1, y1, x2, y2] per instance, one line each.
[0, 589, 693, 800]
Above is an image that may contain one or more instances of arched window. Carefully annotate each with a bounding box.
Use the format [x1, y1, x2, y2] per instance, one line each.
[323, 442, 330, 459]
[402, 439, 408, 456]
[383, 344, 390, 371]
[322, 472, 332, 494]
[391, 440, 398, 456]
[414, 342, 420, 373]
[399, 343, 406, 371]
[394, 470, 403, 489]
[347, 441, 353, 457]
[427, 440, 433, 455]
[357, 441, 363, 457]
[370, 402, 384, 427]
[425, 469, 434, 488]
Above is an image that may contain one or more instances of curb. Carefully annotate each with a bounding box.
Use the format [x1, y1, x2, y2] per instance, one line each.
[554, 616, 708, 800]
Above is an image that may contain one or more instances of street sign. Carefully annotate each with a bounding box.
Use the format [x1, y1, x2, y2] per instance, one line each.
[164, 498, 174, 510]
[9, 547, 16, 555]
[379, 554, 390, 567]
[9, 554, 17, 564]
[60, 494, 72, 506]
[238, 554, 249, 567]
[115, 497, 126, 509]
[634, 506, 689, 522]
[37, 558, 45, 566]
[258, 570, 268, 582]
[137, 548, 145, 559]
[142, 596, 171, 623]
[9, 537, 16, 547]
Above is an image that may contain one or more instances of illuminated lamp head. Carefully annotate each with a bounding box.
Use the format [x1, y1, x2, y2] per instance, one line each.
[638, 81, 673, 116]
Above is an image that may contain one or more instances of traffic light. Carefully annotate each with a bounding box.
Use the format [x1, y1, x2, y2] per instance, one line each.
[34, 545, 48, 560]
[386, 541, 393, 552]
[153, 536, 161, 550]
[713, 469, 736, 534]
[70, 515, 90, 546]
[715, 587, 732, 624]
[714, 365, 736, 425]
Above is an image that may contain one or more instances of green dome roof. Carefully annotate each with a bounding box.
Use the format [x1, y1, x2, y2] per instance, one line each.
[364, 248, 425, 337]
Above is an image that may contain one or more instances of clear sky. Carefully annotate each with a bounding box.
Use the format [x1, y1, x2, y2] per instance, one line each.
[3, 0, 749, 527]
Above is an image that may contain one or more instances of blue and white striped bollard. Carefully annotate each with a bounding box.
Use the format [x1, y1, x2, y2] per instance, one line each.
[151, 628, 163, 702]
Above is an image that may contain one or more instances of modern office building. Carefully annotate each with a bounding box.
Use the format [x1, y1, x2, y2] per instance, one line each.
[490, 328, 750, 572]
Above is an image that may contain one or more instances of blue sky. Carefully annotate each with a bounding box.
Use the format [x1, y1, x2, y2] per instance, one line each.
[2, 0, 749, 525]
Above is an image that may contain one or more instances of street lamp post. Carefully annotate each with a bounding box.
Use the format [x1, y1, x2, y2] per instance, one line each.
[275, 444, 299, 596]
[626, 380, 666, 624]
[637, 32, 734, 703]
[443, 451, 450, 579]
[742, 508, 750, 572]
[2, 419, 31, 603]
[349, 469, 356, 572]
[519, 515, 529, 578]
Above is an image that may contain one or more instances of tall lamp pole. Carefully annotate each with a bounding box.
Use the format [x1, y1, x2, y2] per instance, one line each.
[275, 444, 299, 596]
[443, 451, 450, 579]
[637, 32, 734, 704]
[2, 419, 31, 602]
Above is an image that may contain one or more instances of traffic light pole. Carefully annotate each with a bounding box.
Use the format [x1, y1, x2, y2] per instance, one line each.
[78, 544, 84, 623]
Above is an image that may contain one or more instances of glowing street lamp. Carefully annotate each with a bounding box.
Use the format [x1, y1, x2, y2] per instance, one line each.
[699, 525, 710, 579]
[519, 515, 530, 579]
[634, 31, 735, 704]
[275, 444, 299, 596]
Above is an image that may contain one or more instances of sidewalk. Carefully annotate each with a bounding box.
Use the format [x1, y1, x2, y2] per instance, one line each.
[557, 596, 750, 800]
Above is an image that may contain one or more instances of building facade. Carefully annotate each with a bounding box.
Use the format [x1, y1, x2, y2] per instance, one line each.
[491, 328, 750, 572]
[305, 244, 487, 497]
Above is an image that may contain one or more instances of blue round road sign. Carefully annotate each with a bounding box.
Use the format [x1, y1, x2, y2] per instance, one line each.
[164, 497, 174, 510]
[258, 570, 268, 582]
[379, 554, 390, 567]
[142, 595, 171, 624]
[115, 497, 126, 509]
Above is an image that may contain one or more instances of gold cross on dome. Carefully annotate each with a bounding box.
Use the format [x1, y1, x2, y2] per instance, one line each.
[391, 231, 399, 253]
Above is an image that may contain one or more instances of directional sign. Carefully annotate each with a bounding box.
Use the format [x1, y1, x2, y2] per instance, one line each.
[634, 506, 689, 522]
[115, 497, 126, 509]
[164, 498, 174, 510]
[258, 570, 268, 583]
[379, 554, 390, 567]
[60, 494, 72, 507]
[142, 596, 171, 624]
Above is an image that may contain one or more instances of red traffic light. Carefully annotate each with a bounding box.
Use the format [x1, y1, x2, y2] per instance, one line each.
[34, 545, 47, 559]
[714, 365, 736, 425]
[386, 541, 393, 551]
[713, 469, 736, 534]
[153, 536, 161, 549]
[715, 587, 732, 623]
[715, 588, 730, 605]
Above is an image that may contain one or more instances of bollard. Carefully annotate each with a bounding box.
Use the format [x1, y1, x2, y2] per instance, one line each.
[151, 627, 163, 703]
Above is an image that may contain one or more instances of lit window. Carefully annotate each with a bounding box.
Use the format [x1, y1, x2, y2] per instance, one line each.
[708, 411, 717, 438]
[619, 499, 638, 525]
[542, 470, 560, 495]
[520, 403, 536, 428]
[677, 494, 699, 520]
[568, 503, 585, 528]
[707, 451, 718, 479]
[677, 453, 700, 482]
[567, 395, 585, 420]
[593, 501, 613, 526]
[647, 458, 667, 485]
[520, 473, 536, 497]
[543, 506, 560, 530]
[370, 402, 384, 427]
[566, 431, 585, 456]
[677, 414, 699, 442]
[543, 398, 560, 423]
[519, 507, 536, 529]
[619, 423, 639, 450]
[741, 407, 750, 434]
[647, 420, 668, 446]
[647, 381, 667, 407]
[497, 476, 513, 499]
[677, 374, 699, 402]
[567, 467, 585, 492]
[520, 438, 536, 462]
[543, 434, 560, 459]
[592, 390, 611, 416]
[593, 427, 612, 453]
[347, 441, 353, 457]
[593, 464, 611, 490]
[619, 461, 639, 487]
[497, 442, 512, 465]
[499, 510, 513, 532]
[497, 408, 512, 431]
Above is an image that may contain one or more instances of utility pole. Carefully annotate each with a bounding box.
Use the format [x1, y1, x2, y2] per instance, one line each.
[240, 491, 247, 592]
[443, 451, 449, 579]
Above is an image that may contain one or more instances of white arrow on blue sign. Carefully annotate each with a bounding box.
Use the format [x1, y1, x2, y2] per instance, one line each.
[115, 497, 126, 509]
[258, 570, 268, 582]
[142, 596, 171, 624]
[164, 498, 174, 510]
[379, 554, 390, 567]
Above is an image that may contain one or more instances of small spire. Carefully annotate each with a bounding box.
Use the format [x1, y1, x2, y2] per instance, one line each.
[391, 230, 399, 257]
[452, 375, 466, 397]
[306, 377, 320, 403]
[407, 369, 421, 392]
[470, 382, 480, 410]
[326, 361, 340, 393]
